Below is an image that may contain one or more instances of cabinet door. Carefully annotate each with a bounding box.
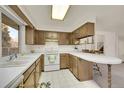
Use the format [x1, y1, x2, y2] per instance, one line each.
[86, 23, 94, 36]
[23, 63, 35, 82]
[35, 61, 40, 87]
[25, 26, 34, 44]
[58, 33, 69, 45]
[34, 31, 45, 45]
[24, 70, 35, 88]
[79, 26, 87, 38]
[77, 58, 93, 81]
[34, 30, 39, 44]
[60, 54, 69, 69]
[69, 33, 73, 45]
[69, 55, 73, 72]
[72, 56, 78, 78]
[40, 55, 44, 71]
[38, 31, 45, 44]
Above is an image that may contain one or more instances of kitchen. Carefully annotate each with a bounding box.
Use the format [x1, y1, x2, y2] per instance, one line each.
[0, 5, 124, 88]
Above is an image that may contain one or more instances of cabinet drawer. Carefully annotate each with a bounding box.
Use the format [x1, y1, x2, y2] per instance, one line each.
[23, 63, 35, 82]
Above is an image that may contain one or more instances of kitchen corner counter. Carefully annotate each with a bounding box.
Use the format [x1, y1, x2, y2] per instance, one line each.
[0, 53, 42, 88]
[60, 51, 122, 88]
[60, 51, 122, 65]
[68, 52, 122, 65]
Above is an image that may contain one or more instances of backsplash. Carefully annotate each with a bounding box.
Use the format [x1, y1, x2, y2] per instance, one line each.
[26, 44, 94, 53]
[26, 45, 76, 53]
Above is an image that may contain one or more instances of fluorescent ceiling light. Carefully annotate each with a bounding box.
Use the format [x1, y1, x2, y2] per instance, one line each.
[52, 5, 69, 20]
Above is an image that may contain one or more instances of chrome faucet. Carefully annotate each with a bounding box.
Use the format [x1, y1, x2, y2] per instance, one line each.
[9, 53, 17, 61]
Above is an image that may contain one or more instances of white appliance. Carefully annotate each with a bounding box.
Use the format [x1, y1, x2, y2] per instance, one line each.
[44, 42, 60, 71]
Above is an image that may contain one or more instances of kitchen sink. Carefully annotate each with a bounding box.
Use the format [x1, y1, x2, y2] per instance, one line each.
[0, 60, 29, 68]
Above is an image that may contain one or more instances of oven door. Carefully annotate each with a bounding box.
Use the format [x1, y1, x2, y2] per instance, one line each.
[45, 54, 59, 65]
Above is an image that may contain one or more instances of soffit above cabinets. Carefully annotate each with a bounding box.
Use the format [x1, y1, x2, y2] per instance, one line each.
[18, 5, 124, 32]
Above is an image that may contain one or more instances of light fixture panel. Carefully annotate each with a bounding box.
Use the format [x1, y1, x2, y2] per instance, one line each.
[52, 5, 69, 20]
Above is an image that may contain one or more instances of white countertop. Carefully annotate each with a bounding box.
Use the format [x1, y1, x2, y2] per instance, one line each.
[0, 51, 122, 88]
[0, 53, 41, 88]
[67, 52, 122, 64]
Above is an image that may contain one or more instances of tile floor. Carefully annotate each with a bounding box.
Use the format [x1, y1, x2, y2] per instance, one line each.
[38, 69, 100, 88]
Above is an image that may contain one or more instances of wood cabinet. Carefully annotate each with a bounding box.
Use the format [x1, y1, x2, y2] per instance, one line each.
[69, 33, 73, 45]
[35, 58, 41, 87]
[60, 54, 69, 69]
[69, 54, 93, 81]
[45, 32, 58, 42]
[24, 69, 35, 88]
[77, 22, 94, 39]
[25, 22, 94, 45]
[69, 32, 80, 45]
[77, 58, 93, 81]
[69, 54, 73, 72]
[23, 63, 35, 82]
[40, 55, 44, 71]
[58, 33, 70, 45]
[34, 30, 45, 45]
[25, 26, 35, 44]
[23, 55, 43, 88]
[72, 56, 78, 78]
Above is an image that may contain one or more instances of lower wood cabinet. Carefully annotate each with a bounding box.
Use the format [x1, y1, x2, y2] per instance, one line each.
[35, 58, 41, 87]
[77, 58, 93, 81]
[40, 55, 44, 71]
[72, 56, 78, 78]
[69, 54, 93, 81]
[69, 54, 73, 72]
[22, 55, 43, 88]
[24, 70, 35, 88]
[60, 54, 69, 69]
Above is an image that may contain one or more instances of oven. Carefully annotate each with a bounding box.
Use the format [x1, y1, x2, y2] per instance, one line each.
[44, 51, 60, 71]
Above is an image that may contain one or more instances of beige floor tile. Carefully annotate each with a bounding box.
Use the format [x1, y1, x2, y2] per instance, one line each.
[38, 69, 100, 88]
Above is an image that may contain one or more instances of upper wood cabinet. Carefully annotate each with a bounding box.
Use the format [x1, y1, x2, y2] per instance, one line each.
[25, 26, 35, 45]
[45, 32, 58, 42]
[74, 22, 94, 39]
[58, 32, 70, 45]
[26, 28, 45, 45]
[34, 30, 45, 45]
[69, 32, 80, 45]
[25, 22, 94, 45]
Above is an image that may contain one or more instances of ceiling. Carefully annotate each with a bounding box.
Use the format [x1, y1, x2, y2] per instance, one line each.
[18, 5, 124, 33]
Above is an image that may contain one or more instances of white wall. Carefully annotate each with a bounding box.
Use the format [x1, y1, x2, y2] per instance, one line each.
[0, 11, 2, 57]
[118, 34, 124, 60]
[95, 31, 119, 57]
[19, 25, 27, 53]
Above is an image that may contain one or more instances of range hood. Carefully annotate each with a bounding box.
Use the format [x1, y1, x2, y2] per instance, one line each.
[45, 32, 58, 42]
